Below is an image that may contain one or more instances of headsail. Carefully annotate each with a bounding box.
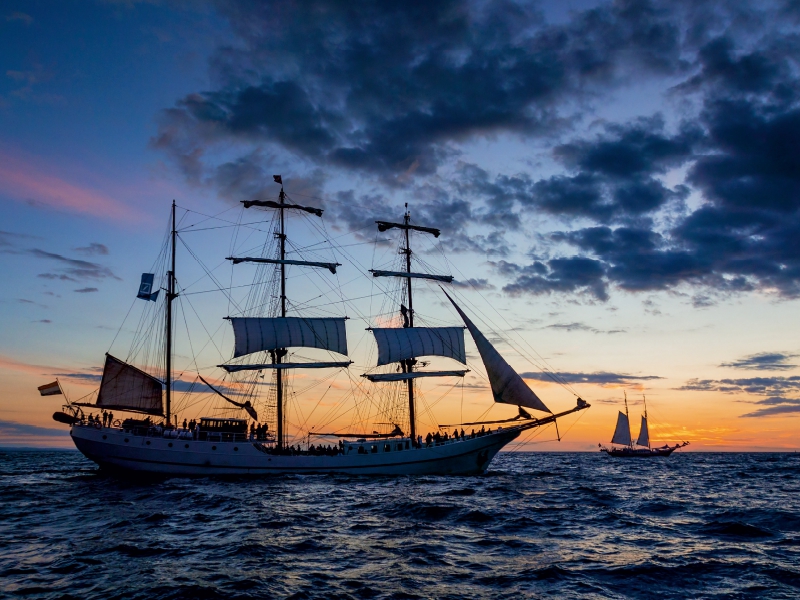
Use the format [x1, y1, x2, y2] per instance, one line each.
[611, 411, 632, 446]
[228, 317, 348, 358]
[443, 291, 551, 414]
[95, 354, 164, 416]
[636, 415, 649, 447]
[370, 327, 466, 366]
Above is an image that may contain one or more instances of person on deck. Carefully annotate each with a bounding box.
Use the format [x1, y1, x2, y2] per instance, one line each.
[453, 429, 459, 440]
[460, 428, 465, 439]
[426, 432, 432, 447]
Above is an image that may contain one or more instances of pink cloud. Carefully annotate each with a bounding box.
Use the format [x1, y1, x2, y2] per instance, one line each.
[0, 151, 143, 222]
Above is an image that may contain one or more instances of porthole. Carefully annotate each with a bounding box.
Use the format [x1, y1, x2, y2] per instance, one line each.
[234, 447, 239, 451]
[185, 444, 189, 449]
[124, 438, 129, 443]
[212, 446, 217, 450]
[168, 442, 173, 448]
[102, 435, 107, 440]
[146, 441, 151, 445]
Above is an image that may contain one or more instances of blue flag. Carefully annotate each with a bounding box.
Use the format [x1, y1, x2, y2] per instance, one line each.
[137, 273, 159, 302]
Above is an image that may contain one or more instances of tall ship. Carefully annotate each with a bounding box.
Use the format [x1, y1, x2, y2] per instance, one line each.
[48, 178, 589, 475]
[599, 393, 688, 457]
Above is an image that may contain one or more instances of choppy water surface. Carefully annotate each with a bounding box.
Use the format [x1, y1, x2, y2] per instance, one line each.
[1, 451, 798, 599]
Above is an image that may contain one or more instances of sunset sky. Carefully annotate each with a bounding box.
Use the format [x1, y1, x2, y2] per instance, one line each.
[2, 0, 799, 450]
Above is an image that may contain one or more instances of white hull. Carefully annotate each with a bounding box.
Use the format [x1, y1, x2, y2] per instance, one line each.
[69, 424, 522, 476]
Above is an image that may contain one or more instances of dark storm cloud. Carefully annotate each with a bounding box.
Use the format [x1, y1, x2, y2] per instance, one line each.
[497, 257, 609, 300]
[153, 0, 800, 303]
[720, 351, 798, 371]
[520, 371, 662, 384]
[154, 0, 688, 183]
[526, 116, 699, 222]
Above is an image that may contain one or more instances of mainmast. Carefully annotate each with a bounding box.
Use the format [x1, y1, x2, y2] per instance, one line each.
[225, 176, 349, 451]
[366, 210, 466, 444]
[165, 199, 177, 426]
[402, 204, 417, 443]
[276, 183, 287, 449]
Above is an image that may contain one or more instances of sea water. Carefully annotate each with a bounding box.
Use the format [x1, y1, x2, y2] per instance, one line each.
[1, 450, 798, 599]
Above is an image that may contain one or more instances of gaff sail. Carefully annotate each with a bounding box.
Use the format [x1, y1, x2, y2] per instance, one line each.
[443, 291, 552, 414]
[611, 411, 632, 446]
[228, 317, 348, 358]
[370, 327, 466, 366]
[95, 354, 164, 416]
[636, 416, 650, 447]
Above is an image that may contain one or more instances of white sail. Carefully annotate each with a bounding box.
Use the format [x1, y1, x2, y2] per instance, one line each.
[96, 354, 163, 416]
[611, 411, 632, 446]
[443, 291, 551, 414]
[229, 317, 348, 358]
[371, 327, 466, 366]
[636, 415, 650, 447]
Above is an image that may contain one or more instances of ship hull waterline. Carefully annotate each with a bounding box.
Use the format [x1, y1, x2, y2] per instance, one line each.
[69, 424, 525, 476]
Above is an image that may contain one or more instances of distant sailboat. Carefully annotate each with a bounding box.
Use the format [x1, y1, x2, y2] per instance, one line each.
[600, 393, 688, 457]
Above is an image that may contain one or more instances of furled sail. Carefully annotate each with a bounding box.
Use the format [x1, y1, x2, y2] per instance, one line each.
[95, 354, 163, 416]
[370, 327, 466, 366]
[611, 411, 632, 446]
[443, 291, 552, 414]
[369, 270, 454, 283]
[363, 370, 468, 382]
[228, 317, 348, 358]
[227, 257, 341, 274]
[220, 361, 352, 372]
[636, 416, 649, 447]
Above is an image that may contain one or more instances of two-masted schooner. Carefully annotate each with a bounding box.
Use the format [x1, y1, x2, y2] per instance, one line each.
[49, 177, 589, 475]
[599, 393, 688, 457]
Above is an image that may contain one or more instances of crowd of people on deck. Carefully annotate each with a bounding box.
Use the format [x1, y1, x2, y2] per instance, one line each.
[423, 425, 492, 447]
